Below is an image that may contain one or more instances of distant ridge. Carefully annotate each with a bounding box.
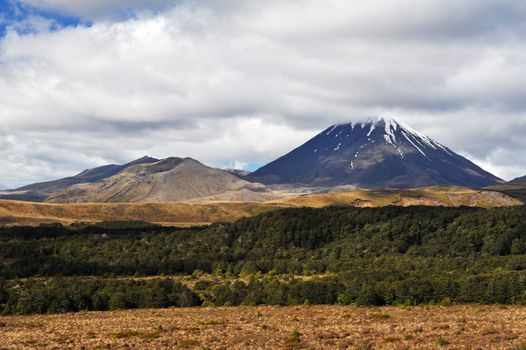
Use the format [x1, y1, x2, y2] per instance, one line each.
[510, 175, 526, 184]
[248, 117, 503, 188]
[0, 156, 159, 202]
[46, 157, 272, 203]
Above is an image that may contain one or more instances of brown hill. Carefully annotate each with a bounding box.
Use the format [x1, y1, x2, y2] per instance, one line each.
[0, 156, 159, 202]
[272, 186, 522, 208]
[485, 182, 526, 203]
[0, 200, 283, 227]
[0, 186, 521, 227]
[47, 157, 275, 203]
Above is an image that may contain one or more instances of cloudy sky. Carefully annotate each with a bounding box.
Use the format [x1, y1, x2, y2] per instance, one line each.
[1, 0, 526, 188]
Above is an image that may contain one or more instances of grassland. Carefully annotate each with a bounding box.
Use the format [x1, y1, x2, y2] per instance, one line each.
[272, 186, 522, 208]
[0, 200, 282, 226]
[0, 186, 521, 226]
[1, 305, 525, 349]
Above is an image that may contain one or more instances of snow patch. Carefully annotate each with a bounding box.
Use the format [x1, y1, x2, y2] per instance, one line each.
[384, 118, 398, 143]
[434, 142, 454, 156]
[396, 119, 437, 150]
[401, 130, 429, 159]
[367, 123, 376, 137]
[326, 125, 337, 135]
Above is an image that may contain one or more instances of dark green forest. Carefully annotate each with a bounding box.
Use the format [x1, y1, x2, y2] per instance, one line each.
[2, 205, 526, 314]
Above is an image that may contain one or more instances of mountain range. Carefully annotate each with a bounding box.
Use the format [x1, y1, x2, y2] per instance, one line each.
[0, 117, 515, 204]
[50, 157, 275, 203]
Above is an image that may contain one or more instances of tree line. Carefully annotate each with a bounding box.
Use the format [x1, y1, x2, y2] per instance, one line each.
[1, 205, 526, 314]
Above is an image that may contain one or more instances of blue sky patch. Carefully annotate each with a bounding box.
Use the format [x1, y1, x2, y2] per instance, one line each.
[0, 0, 87, 37]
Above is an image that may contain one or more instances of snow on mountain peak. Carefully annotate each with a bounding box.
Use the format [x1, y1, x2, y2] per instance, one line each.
[327, 117, 458, 161]
[248, 118, 503, 188]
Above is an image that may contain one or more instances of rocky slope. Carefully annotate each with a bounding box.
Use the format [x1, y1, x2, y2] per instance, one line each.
[46, 157, 272, 203]
[0, 156, 159, 202]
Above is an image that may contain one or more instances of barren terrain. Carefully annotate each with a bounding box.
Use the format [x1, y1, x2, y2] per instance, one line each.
[0, 186, 521, 226]
[1, 305, 525, 349]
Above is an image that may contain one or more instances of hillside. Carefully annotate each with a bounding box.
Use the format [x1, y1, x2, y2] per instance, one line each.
[46, 157, 274, 203]
[485, 182, 526, 203]
[0, 187, 520, 226]
[0, 156, 159, 202]
[4, 206, 526, 307]
[0, 157, 274, 204]
[510, 175, 526, 184]
[0, 200, 282, 226]
[248, 118, 503, 188]
[272, 186, 521, 208]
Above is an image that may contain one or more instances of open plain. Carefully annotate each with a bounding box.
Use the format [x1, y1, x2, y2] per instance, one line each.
[1, 305, 526, 349]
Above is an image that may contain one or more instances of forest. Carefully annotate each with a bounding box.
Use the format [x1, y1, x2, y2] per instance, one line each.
[2, 205, 526, 314]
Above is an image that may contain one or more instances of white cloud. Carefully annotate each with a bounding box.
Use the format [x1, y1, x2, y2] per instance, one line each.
[1, 0, 526, 188]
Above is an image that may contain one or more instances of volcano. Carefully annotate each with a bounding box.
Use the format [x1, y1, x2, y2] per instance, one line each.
[248, 118, 503, 188]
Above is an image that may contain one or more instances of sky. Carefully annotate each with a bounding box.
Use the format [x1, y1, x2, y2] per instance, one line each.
[1, 0, 526, 189]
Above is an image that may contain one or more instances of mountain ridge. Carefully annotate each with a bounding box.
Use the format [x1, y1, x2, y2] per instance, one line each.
[46, 157, 273, 203]
[0, 156, 159, 202]
[510, 175, 526, 184]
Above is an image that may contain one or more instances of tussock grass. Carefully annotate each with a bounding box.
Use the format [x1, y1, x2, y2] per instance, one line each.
[2, 305, 524, 349]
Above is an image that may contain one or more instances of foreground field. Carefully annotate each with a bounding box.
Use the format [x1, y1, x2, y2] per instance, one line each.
[0, 186, 521, 226]
[1, 305, 525, 349]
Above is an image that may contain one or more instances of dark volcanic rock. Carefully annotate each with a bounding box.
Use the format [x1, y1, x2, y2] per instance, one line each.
[248, 118, 503, 188]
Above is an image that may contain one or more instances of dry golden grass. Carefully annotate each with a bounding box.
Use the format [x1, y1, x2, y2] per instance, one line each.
[272, 186, 522, 208]
[0, 186, 521, 227]
[0, 200, 283, 227]
[1, 305, 525, 349]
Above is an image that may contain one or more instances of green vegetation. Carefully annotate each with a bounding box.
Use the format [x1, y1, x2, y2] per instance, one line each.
[435, 336, 450, 346]
[284, 330, 302, 349]
[1, 205, 526, 314]
[0, 278, 199, 314]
